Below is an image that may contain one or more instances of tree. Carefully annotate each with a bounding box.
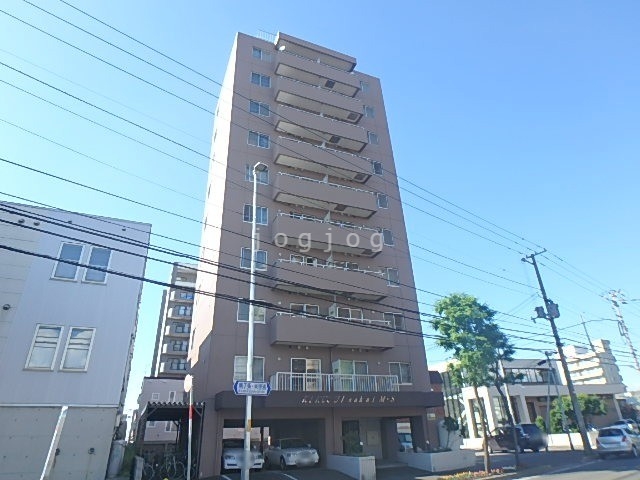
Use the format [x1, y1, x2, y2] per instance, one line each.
[433, 293, 516, 473]
[550, 394, 607, 433]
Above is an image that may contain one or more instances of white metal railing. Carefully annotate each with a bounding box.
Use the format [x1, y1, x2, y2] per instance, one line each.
[276, 75, 362, 101]
[278, 49, 356, 75]
[269, 372, 399, 392]
[277, 103, 367, 133]
[278, 171, 375, 195]
[276, 258, 386, 277]
[278, 136, 372, 162]
[275, 211, 379, 233]
[273, 311, 391, 327]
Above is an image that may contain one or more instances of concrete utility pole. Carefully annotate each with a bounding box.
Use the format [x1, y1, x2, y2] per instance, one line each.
[607, 290, 640, 371]
[522, 251, 593, 455]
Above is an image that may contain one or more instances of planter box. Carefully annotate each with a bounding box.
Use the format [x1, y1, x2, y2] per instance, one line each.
[327, 454, 376, 480]
[398, 449, 476, 472]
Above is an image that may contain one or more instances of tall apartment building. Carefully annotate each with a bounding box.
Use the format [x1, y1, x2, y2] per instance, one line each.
[151, 263, 197, 378]
[190, 32, 442, 477]
[0, 202, 150, 480]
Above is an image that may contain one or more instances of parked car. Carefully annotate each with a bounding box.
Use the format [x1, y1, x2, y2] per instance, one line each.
[611, 419, 640, 434]
[596, 427, 640, 458]
[264, 437, 320, 470]
[487, 424, 547, 453]
[221, 438, 264, 473]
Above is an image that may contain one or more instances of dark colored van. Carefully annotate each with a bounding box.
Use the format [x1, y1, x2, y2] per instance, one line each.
[487, 423, 547, 453]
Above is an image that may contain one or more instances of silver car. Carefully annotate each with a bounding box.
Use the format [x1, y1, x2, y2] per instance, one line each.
[596, 427, 640, 458]
[264, 437, 319, 470]
[221, 438, 264, 472]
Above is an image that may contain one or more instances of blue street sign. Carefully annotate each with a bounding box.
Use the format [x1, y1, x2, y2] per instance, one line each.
[233, 381, 271, 396]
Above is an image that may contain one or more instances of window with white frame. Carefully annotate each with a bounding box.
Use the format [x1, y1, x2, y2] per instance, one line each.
[383, 312, 405, 330]
[243, 205, 268, 225]
[251, 72, 271, 87]
[386, 268, 400, 286]
[376, 193, 389, 209]
[245, 164, 269, 184]
[333, 359, 368, 375]
[359, 80, 370, 93]
[252, 47, 272, 61]
[249, 100, 270, 116]
[25, 325, 63, 369]
[240, 247, 267, 270]
[337, 308, 364, 320]
[237, 299, 266, 323]
[372, 161, 383, 175]
[233, 356, 265, 382]
[52, 243, 83, 280]
[364, 105, 375, 118]
[60, 327, 95, 371]
[248, 131, 270, 148]
[151, 393, 160, 401]
[368, 132, 379, 145]
[389, 362, 412, 384]
[290, 303, 320, 316]
[83, 247, 111, 283]
[381, 229, 394, 246]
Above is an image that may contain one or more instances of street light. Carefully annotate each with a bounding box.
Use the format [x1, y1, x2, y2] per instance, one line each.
[242, 161, 268, 480]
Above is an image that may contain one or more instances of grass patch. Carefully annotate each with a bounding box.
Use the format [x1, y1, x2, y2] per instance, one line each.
[437, 468, 504, 480]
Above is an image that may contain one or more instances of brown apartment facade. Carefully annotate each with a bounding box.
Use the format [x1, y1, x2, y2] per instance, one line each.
[190, 31, 443, 477]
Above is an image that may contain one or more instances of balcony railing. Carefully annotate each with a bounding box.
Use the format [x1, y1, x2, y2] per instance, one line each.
[277, 172, 375, 196]
[269, 372, 399, 392]
[277, 258, 386, 277]
[274, 311, 392, 328]
[274, 211, 379, 233]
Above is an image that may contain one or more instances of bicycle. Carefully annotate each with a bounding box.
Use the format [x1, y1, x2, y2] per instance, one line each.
[158, 453, 186, 480]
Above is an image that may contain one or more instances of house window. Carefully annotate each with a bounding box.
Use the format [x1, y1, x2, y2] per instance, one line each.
[83, 247, 111, 283]
[245, 164, 269, 184]
[381, 229, 394, 245]
[237, 299, 266, 324]
[383, 313, 405, 330]
[290, 304, 320, 316]
[175, 322, 191, 334]
[248, 131, 270, 148]
[368, 132, 379, 145]
[60, 327, 95, 371]
[249, 100, 270, 116]
[386, 268, 400, 287]
[240, 247, 267, 270]
[337, 308, 364, 320]
[372, 161, 383, 175]
[233, 356, 265, 382]
[377, 193, 389, 209]
[389, 362, 412, 384]
[25, 325, 63, 369]
[359, 80, 370, 93]
[251, 72, 271, 87]
[252, 47, 272, 61]
[52, 243, 83, 280]
[364, 105, 375, 118]
[243, 205, 268, 225]
[151, 393, 160, 401]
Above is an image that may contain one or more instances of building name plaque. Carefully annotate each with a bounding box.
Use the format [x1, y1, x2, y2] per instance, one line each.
[299, 393, 396, 406]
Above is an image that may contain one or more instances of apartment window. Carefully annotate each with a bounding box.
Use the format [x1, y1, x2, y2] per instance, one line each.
[83, 247, 111, 283]
[170, 359, 187, 370]
[240, 247, 267, 270]
[178, 291, 194, 300]
[381, 229, 394, 246]
[290, 304, 320, 316]
[245, 164, 269, 184]
[337, 308, 363, 320]
[52, 243, 83, 280]
[176, 305, 192, 316]
[25, 325, 63, 369]
[384, 313, 405, 330]
[368, 132, 379, 145]
[151, 393, 160, 401]
[175, 322, 191, 334]
[249, 100, 270, 116]
[390, 362, 412, 384]
[60, 327, 95, 371]
[243, 204, 268, 225]
[251, 72, 271, 87]
[386, 268, 400, 287]
[359, 80, 370, 93]
[233, 356, 265, 382]
[377, 193, 389, 209]
[364, 105, 375, 118]
[172, 340, 188, 351]
[237, 299, 266, 324]
[333, 359, 368, 375]
[372, 161, 383, 175]
[252, 47, 272, 61]
[248, 131, 270, 148]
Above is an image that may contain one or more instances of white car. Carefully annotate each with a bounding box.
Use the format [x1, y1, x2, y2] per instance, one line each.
[264, 438, 319, 470]
[221, 438, 264, 472]
[596, 427, 640, 458]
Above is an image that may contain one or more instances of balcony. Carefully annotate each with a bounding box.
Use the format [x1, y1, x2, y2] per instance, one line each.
[269, 372, 399, 393]
[162, 344, 188, 355]
[274, 105, 368, 153]
[272, 213, 383, 257]
[275, 76, 362, 123]
[275, 32, 357, 76]
[169, 290, 195, 302]
[270, 312, 395, 350]
[159, 362, 188, 374]
[274, 137, 371, 183]
[164, 325, 191, 338]
[168, 307, 192, 319]
[273, 172, 378, 218]
[272, 259, 391, 301]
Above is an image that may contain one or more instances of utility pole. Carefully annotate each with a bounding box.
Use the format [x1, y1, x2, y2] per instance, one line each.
[522, 251, 593, 455]
[579, 313, 595, 353]
[499, 359, 519, 468]
[544, 351, 574, 450]
[607, 290, 640, 371]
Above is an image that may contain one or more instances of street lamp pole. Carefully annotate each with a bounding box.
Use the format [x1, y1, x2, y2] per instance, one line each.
[242, 162, 267, 480]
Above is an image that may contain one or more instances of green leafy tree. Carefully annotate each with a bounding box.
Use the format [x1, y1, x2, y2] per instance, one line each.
[620, 402, 640, 422]
[433, 293, 516, 473]
[550, 394, 607, 433]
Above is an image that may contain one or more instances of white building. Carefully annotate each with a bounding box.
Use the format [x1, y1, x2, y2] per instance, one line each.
[0, 202, 150, 480]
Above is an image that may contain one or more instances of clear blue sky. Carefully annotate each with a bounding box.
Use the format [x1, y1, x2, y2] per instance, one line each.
[1, 1, 639, 417]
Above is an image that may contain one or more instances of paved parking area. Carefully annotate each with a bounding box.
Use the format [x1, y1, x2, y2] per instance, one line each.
[215, 467, 354, 480]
